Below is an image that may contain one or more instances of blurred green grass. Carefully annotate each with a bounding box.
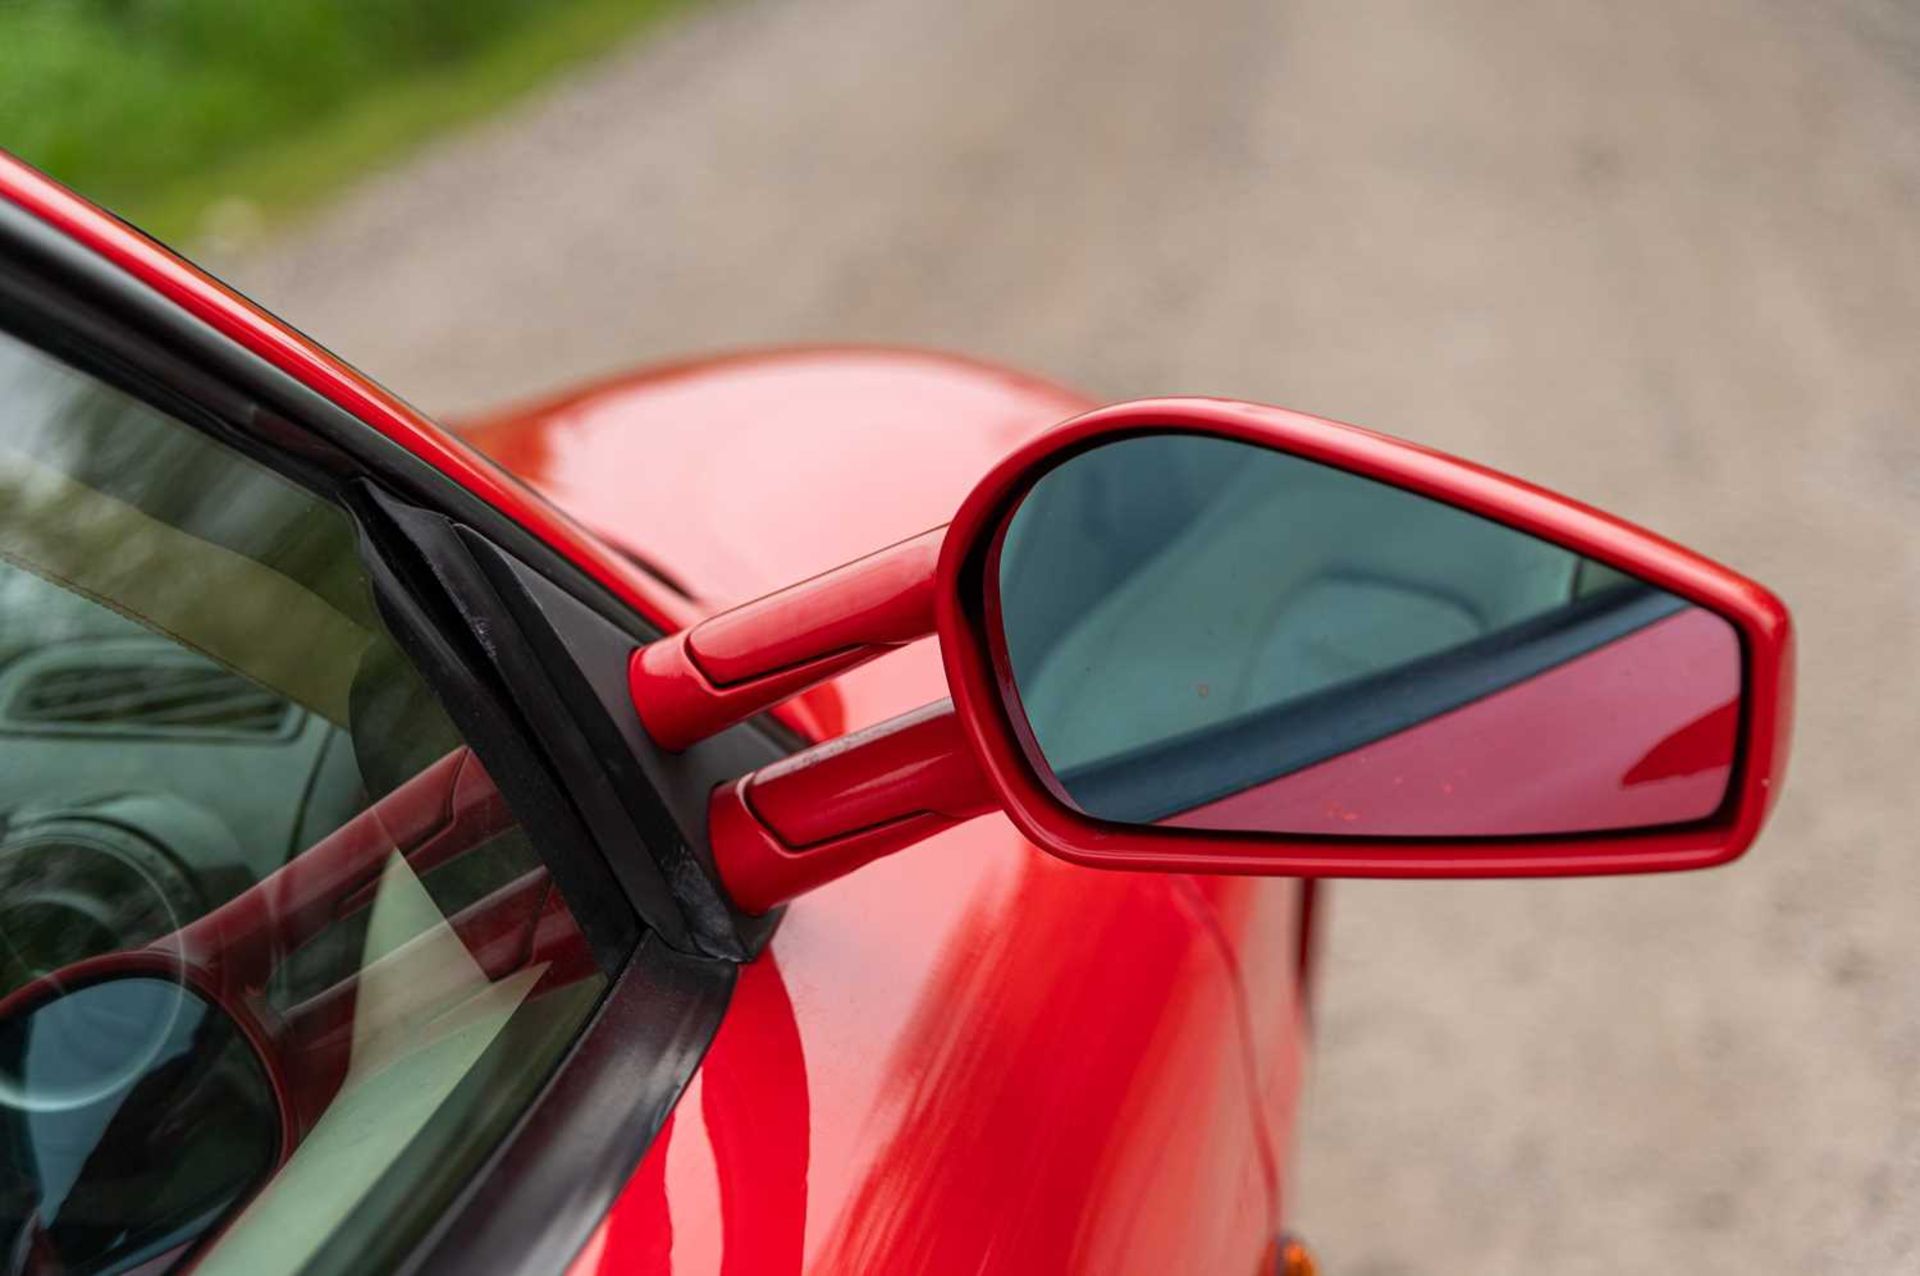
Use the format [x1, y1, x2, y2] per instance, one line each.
[0, 0, 687, 243]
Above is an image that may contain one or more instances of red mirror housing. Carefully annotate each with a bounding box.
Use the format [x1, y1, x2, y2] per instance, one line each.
[635, 398, 1793, 914]
[629, 528, 944, 751]
[935, 398, 1792, 880]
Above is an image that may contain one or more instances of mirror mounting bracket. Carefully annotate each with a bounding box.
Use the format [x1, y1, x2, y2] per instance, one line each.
[629, 528, 944, 751]
[708, 700, 992, 914]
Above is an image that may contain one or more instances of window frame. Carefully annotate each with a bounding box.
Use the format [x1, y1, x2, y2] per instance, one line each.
[0, 197, 767, 1276]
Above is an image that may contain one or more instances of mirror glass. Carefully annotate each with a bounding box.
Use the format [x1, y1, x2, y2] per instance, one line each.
[0, 976, 279, 1272]
[994, 434, 1743, 837]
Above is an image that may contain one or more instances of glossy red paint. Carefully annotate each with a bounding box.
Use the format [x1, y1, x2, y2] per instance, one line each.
[937, 397, 1795, 879]
[711, 702, 993, 914]
[570, 850, 1288, 1276]
[630, 530, 944, 751]
[459, 348, 1088, 616]
[744, 702, 990, 846]
[1167, 604, 1742, 836]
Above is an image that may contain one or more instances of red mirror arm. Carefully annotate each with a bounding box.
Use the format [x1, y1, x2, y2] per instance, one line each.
[629, 528, 945, 750]
[709, 700, 993, 914]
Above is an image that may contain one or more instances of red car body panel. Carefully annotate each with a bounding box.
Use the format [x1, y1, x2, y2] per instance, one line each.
[1, 158, 1311, 1274]
[459, 348, 1087, 615]
[570, 849, 1296, 1276]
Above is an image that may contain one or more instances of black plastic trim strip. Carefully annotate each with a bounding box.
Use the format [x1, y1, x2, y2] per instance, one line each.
[465, 537, 790, 959]
[358, 488, 695, 951]
[351, 497, 644, 971]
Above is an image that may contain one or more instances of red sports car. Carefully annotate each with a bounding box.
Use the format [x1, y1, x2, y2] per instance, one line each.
[0, 153, 1790, 1275]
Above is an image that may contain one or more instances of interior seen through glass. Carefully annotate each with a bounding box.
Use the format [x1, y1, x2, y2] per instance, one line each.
[0, 329, 612, 1275]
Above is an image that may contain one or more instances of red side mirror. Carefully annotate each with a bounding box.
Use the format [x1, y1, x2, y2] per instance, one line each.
[631, 399, 1793, 913]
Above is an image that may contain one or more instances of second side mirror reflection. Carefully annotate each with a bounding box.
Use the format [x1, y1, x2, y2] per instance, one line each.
[0, 974, 279, 1270]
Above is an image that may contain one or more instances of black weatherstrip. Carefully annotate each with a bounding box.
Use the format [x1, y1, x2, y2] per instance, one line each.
[357, 487, 695, 952]
[399, 937, 735, 1276]
[351, 499, 644, 971]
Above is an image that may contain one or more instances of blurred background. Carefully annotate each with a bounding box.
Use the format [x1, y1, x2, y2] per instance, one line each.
[7, 0, 1917, 1271]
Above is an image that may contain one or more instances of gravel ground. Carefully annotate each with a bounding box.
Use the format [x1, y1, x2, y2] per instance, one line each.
[218, 1, 1920, 1271]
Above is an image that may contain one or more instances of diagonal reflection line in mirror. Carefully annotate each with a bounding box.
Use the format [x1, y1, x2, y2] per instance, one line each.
[1165, 607, 1740, 837]
[1057, 583, 1688, 826]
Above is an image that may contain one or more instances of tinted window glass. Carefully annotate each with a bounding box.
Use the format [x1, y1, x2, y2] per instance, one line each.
[0, 331, 612, 1273]
[0, 977, 276, 1274]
